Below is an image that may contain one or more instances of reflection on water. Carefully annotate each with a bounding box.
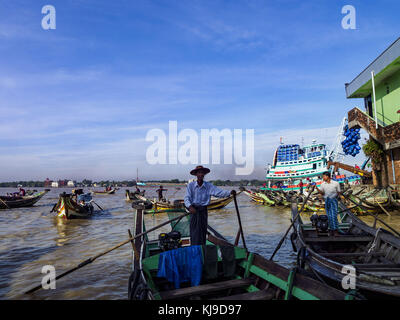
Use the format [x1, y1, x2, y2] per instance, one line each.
[1, 186, 400, 299]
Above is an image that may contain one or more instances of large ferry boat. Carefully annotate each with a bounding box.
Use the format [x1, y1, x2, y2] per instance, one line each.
[263, 139, 361, 192]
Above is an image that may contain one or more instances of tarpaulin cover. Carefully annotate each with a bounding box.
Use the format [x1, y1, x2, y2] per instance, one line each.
[157, 245, 203, 289]
[77, 193, 92, 202]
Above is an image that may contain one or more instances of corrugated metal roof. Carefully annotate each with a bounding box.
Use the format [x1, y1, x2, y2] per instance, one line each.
[345, 37, 400, 98]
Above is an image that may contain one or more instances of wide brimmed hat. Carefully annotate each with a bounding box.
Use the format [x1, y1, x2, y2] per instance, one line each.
[190, 165, 211, 176]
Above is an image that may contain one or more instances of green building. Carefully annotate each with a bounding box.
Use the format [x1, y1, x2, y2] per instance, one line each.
[345, 37, 400, 186]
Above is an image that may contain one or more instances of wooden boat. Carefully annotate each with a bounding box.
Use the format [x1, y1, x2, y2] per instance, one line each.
[52, 192, 94, 219]
[149, 192, 239, 214]
[127, 206, 350, 300]
[256, 192, 275, 205]
[125, 189, 146, 201]
[0, 190, 48, 209]
[150, 199, 186, 213]
[342, 191, 387, 215]
[291, 200, 400, 298]
[207, 194, 236, 210]
[360, 188, 391, 210]
[243, 190, 268, 204]
[266, 191, 289, 206]
[91, 188, 116, 195]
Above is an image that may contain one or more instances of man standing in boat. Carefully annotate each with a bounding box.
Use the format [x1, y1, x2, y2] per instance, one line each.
[314, 171, 342, 237]
[184, 165, 236, 245]
[156, 185, 167, 201]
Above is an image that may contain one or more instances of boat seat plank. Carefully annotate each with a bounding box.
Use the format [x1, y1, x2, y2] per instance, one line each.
[160, 278, 252, 300]
[304, 236, 373, 242]
[213, 289, 275, 300]
[353, 263, 400, 268]
[320, 252, 384, 257]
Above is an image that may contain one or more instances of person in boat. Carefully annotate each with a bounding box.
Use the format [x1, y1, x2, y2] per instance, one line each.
[299, 180, 304, 195]
[314, 171, 342, 237]
[156, 185, 167, 201]
[135, 186, 141, 194]
[184, 165, 236, 245]
[19, 188, 26, 196]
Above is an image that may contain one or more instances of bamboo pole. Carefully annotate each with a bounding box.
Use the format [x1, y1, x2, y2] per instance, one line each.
[25, 210, 190, 294]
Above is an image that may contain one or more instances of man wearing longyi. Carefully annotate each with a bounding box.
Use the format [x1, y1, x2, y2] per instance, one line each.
[314, 171, 342, 237]
[184, 165, 236, 245]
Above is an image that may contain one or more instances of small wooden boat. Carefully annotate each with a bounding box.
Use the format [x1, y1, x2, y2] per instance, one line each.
[91, 188, 116, 195]
[0, 190, 48, 209]
[256, 192, 275, 205]
[243, 190, 267, 204]
[342, 191, 387, 215]
[128, 206, 350, 300]
[150, 199, 186, 213]
[52, 192, 94, 219]
[291, 200, 400, 298]
[149, 192, 238, 214]
[266, 191, 289, 206]
[207, 195, 236, 210]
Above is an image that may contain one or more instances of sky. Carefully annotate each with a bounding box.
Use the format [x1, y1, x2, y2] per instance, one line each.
[0, 0, 399, 181]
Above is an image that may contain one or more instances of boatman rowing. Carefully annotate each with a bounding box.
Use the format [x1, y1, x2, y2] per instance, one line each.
[184, 166, 236, 245]
[314, 171, 342, 237]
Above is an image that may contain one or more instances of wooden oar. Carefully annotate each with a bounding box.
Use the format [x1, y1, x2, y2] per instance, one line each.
[232, 192, 247, 252]
[373, 197, 391, 217]
[269, 184, 316, 261]
[25, 210, 190, 294]
[0, 197, 10, 209]
[207, 225, 228, 242]
[91, 201, 104, 211]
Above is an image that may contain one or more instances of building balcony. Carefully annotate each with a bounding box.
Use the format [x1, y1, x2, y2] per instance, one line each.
[348, 107, 400, 150]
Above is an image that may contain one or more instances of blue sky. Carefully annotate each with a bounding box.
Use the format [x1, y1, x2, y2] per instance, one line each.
[0, 0, 399, 181]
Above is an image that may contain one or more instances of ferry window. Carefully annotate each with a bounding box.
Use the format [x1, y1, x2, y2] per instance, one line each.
[313, 164, 317, 169]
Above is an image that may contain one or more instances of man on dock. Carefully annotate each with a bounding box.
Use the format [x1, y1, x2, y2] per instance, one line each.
[184, 165, 236, 245]
[315, 171, 342, 237]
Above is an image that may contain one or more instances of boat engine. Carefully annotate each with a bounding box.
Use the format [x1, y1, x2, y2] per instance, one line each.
[310, 213, 329, 233]
[158, 231, 182, 251]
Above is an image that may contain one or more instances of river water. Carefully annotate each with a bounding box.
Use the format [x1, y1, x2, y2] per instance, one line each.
[1, 186, 400, 300]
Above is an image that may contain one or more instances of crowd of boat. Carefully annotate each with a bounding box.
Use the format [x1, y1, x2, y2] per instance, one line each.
[2, 180, 400, 300]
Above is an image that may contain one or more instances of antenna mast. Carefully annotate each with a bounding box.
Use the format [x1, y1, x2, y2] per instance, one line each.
[329, 117, 347, 173]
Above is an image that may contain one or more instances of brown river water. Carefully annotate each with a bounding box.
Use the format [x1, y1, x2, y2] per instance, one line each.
[1, 186, 400, 300]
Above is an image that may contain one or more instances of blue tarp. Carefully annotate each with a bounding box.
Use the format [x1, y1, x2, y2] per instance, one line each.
[157, 245, 203, 289]
[77, 193, 92, 202]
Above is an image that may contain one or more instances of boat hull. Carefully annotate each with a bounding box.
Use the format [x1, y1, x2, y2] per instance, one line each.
[0, 191, 48, 209]
[291, 201, 400, 298]
[53, 193, 94, 219]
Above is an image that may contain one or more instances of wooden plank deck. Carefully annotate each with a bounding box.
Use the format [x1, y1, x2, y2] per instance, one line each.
[160, 278, 252, 300]
[213, 289, 275, 300]
[319, 252, 383, 257]
[304, 236, 373, 242]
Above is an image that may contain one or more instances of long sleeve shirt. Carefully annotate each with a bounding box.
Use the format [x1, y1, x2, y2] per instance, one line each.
[184, 181, 231, 208]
